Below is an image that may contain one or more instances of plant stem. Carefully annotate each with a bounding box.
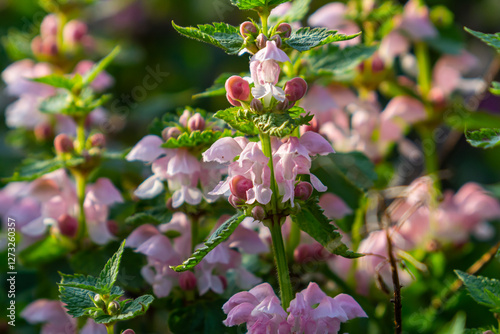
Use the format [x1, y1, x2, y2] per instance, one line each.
[386, 228, 402, 334]
[415, 42, 431, 98]
[260, 132, 278, 214]
[260, 9, 269, 37]
[75, 171, 87, 242]
[106, 323, 114, 334]
[269, 215, 293, 310]
[75, 116, 86, 154]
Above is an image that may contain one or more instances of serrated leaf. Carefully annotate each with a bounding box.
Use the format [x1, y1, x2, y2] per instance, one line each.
[5, 156, 84, 182]
[465, 27, 500, 53]
[59, 273, 103, 294]
[94, 295, 154, 324]
[171, 213, 246, 272]
[305, 44, 377, 76]
[284, 27, 360, 52]
[252, 109, 313, 137]
[465, 128, 500, 149]
[81, 46, 121, 88]
[172, 22, 244, 55]
[32, 74, 76, 90]
[39, 92, 72, 114]
[162, 129, 234, 149]
[455, 270, 500, 311]
[230, 0, 289, 10]
[214, 107, 259, 135]
[97, 240, 126, 292]
[490, 81, 500, 95]
[125, 205, 173, 225]
[291, 198, 361, 258]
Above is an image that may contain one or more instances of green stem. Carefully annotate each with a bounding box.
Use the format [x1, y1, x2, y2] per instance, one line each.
[75, 116, 86, 154]
[268, 215, 293, 310]
[75, 171, 87, 242]
[260, 10, 269, 37]
[260, 132, 279, 214]
[106, 323, 114, 334]
[415, 42, 431, 99]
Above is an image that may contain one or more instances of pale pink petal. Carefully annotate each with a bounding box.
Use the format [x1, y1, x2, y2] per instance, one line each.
[134, 175, 164, 199]
[81, 319, 107, 334]
[126, 135, 166, 163]
[319, 193, 353, 220]
[299, 131, 335, 155]
[252, 41, 290, 63]
[203, 137, 246, 163]
[86, 178, 123, 206]
[310, 174, 327, 192]
[126, 224, 160, 248]
[136, 234, 174, 262]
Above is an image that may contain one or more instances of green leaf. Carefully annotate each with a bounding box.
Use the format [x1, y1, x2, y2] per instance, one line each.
[214, 107, 259, 135]
[162, 129, 234, 149]
[465, 27, 500, 53]
[125, 205, 173, 225]
[5, 156, 84, 182]
[305, 44, 377, 76]
[444, 109, 500, 131]
[455, 270, 500, 311]
[490, 81, 500, 95]
[32, 74, 77, 90]
[252, 109, 313, 137]
[94, 295, 154, 324]
[436, 312, 466, 334]
[81, 46, 121, 88]
[172, 22, 244, 55]
[291, 198, 361, 258]
[20, 235, 74, 267]
[97, 240, 126, 292]
[59, 273, 104, 294]
[230, 0, 289, 11]
[284, 27, 360, 52]
[193, 72, 235, 99]
[39, 92, 72, 114]
[171, 213, 247, 272]
[465, 128, 500, 149]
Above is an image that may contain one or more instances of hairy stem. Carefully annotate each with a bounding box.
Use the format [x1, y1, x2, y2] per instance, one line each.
[75, 171, 87, 242]
[260, 132, 279, 214]
[75, 116, 86, 154]
[269, 215, 293, 310]
[415, 42, 431, 98]
[386, 228, 402, 334]
[106, 323, 114, 334]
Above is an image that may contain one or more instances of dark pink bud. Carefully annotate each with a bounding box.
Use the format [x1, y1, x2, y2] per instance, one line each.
[219, 275, 228, 290]
[294, 182, 313, 201]
[226, 93, 241, 107]
[162, 127, 181, 141]
[276, 98, 290, 111]
[276, 23, 292, 38]
[122, 330, 135, 334]
[294, 244, 312, 263]
[34, 123, 53, 141]
[57, 214, 78, 237]
[300, 117, 320, 134]
[250, 98, 263, 112]
[40, 14, 58, 38]
[240, 21, 257, 37]
[54, 134, 74, 153]
[229, 175, 253, 200]
[225, 76, 250, 101]
[89, 133, 106, 148]
[251, 206, 265, 221]
[42, 36, 58, 56]
[31, 36, 44, 56]
[284, 77, 308, 102]
[63, 20, 88, 45]
[256, 33, 267, 49]
[179, 271, 197, 291]
[371, 57, 384, 73]
[107, 220, 119, 236]
[188, 113, 206, 132]
[270, 34, 282, 48]
[229, 195, 245, 208]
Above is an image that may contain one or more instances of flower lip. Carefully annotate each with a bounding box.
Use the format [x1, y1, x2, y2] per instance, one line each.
[252, 41, 291, 63]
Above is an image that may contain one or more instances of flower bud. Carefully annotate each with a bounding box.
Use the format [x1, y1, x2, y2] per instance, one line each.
[284, 77, 308, 102]
[226, 93, 241, 107]
[162, 127, 181, 141]
[57, 214, 78, 238]
[42, 36, 58, 56]
[294, 182, 313, 201]
[179, 109, 191, 127]
[63, 20, 88, 45]
[251, 206, 265, 221]
[229, 175, 253, 200]
[179, 271, 197, 291]
[294, 244, 312, 263]
[250, 98, 263, 112]
[89, 133, 106, 148]
[40, 14, 58, 38]
[93, 294, 106, 309]
[371, 56, 384, 73]
[276, 98, 290, 111]
[54, 134, 74, 153]
[240, 21, 257, 37]
[225, 76, 250, 101]
[107, 301, 120, 315]
[229, 195, 245, 208]
[107, 220, 119, 236]
[31, 36, 44, 56]
[122, 330, 136, 334]
[34, 123, 53, 141]
[256, 33, 268, 49]
[188, 113, 206, 132]
[300, 117, 319, 134]
[276, 23, 292, 38]
[270, 34, 282, 48]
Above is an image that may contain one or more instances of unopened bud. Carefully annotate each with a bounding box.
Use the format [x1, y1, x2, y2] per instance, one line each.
[57, 214, 78, 238]
[162, 127, 181, 141]
[270, 34, 282, 48]
[225, 76, 250, 101]
[276, 98, 290, 111]
[179, 271, 197, 291]
[240, 21, 257, 37]
[54, 134, 74, 153]
[294, 182, 313, 201]
[89, 133, 106, 148]
[63, 20, 88, 45]
[40, 14, 58, 38]
[256, 33, 267, 49]
[250, 98, 263, 112]
[107, 220, 119, 236]
[284, 77, 308, 102]
[179, 109, 191, 127]
[229, 194, 245, 208]
[188, 113, 206, 132]
[34, 123, 53, 141]
[229, 175, 253, 200]
[300, 117, 320, 134]
[122, 330, 136, 334]
[93, 294, 106, 308]
[294, 244, 312, 263]
[42, 36, 58, 56]
[31, 36, 44, 56]
[276, 23, 292, 38]
[371, 56, 384, 73]
[251, 206, 265, 221]
[226, 93, 241, 107]
[107, 301, 120, 315]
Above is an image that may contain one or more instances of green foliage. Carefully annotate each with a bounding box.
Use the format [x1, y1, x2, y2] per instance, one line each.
[214, 107, 259, 135]
[304, 44, 377, 77]
[193, 72, 235, 99]
[284, 27, 360, 52]
[445, 109, 500, 131]
[465, 27, 500, 53]
[465, 128, 500, 149]
[170, 213, 247, 272]
[5, 156, 84, 182]
[94, 295, 154, 324]
[172, 22, 244, 55]
[230, 0, 289, 11]
[32, 74, 77, 90]
[20, 235, 75, 267]
[125, 205, 173, 225]
[490, 81, 500, 95]
[291, 197, 362, 258]
[80, 46, 121, 89]
[162, 128, 234, 149]
[271, 0, 311, 23]
[97, 241, 125, 292]
[455, 270, 500, 313]
[436, 312, 466, 334]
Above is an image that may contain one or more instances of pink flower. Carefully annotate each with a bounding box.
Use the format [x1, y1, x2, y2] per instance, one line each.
[250, 59, 286, 103]
[432, 51, 480, 97]
[397, 0, 437, 40]
[252, 41, 290, 63]
[74, 60, 114, 92]
[319, 193, 352, 220]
